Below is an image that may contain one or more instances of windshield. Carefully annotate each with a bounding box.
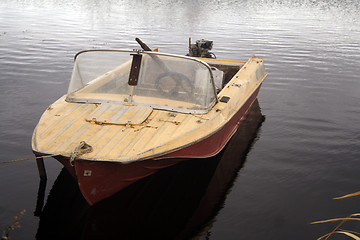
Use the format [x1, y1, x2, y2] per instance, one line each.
[66, 50, 217, 114]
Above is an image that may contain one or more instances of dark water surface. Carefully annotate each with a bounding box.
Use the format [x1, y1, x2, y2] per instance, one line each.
[1, 0, 360, 239]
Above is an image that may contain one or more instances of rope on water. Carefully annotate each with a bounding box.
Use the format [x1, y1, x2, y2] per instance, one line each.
[0, 154, 58, 165]
[1, 142, 92, 165]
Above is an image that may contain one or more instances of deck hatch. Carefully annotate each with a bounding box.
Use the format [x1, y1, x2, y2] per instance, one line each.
[85, 104, 152, 125]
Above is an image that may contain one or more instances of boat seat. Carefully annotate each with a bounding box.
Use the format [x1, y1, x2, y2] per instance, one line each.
[211, 67, 225, 91]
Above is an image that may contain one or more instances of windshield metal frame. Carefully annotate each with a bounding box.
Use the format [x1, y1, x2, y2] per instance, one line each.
[67, 49, 219, 114]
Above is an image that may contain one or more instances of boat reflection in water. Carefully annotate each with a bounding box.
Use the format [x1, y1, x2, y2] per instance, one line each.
[36, 99, 265, 240]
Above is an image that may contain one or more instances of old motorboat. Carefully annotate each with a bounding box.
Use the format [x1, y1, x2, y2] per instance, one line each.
[36, 100, 265, 240]
[32, 40, 267, 205]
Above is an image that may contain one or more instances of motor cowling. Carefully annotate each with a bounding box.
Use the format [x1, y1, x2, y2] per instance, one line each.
[188, 39, 216, 58]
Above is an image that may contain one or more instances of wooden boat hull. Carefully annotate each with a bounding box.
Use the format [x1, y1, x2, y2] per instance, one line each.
[32, 50, 267, 206]
[55, 83, 262, 205]
[36, 99, 264, 239]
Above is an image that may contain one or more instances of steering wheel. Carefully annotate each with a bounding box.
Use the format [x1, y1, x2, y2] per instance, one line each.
[155, 72, 194, 98]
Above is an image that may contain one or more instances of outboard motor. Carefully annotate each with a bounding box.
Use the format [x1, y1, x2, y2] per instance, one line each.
[188, 38, 216, 58]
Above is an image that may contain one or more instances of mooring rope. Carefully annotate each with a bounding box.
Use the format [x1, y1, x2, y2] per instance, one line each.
[0, 154, 58, 165]
[69, 141, 92, 166]
[1, 141, 92, 165]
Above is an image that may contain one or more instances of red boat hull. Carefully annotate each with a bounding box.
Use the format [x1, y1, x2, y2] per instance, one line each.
[56, 84, 262, 205]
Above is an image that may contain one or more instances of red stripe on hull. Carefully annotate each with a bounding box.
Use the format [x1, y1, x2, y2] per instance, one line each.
[58, 84, 262, 205]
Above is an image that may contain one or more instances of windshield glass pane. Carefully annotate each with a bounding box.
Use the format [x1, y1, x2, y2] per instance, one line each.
[66, 50, 216, 114]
